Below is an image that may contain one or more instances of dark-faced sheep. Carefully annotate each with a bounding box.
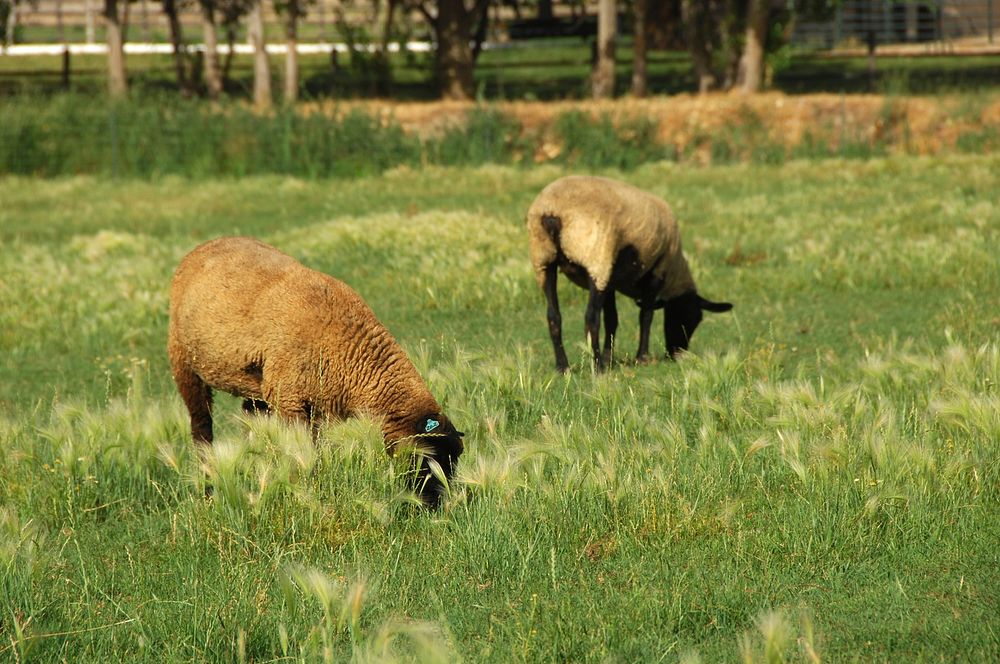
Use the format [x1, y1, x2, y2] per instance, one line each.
[168, 237, 464, 507]
[527, 176, 733, 372]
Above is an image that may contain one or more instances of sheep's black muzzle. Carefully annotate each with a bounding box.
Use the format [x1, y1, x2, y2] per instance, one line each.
[412, 432, 464, 509]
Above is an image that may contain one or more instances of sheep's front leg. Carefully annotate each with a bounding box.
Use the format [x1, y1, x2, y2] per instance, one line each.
[264, 376, 320, 440]
[543, 264, 570, 373]
[275, 399, 320, 440]
[602, 291, 618, 367]
[636, 306, 655, 363]
[585, 280, 607, 371]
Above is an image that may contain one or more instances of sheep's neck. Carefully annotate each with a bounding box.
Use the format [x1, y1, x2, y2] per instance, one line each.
[356, 364, 439, 449]
[658, 251, 696, 301]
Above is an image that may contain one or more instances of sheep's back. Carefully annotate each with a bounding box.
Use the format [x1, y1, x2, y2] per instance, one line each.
[527, 176, 678, 291]
[170, 238, 370, 386]
[169, 237, 431, 417]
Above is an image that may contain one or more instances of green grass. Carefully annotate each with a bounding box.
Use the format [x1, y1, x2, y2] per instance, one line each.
[6, 93, 998, 179]
[1, 156, 999, 661]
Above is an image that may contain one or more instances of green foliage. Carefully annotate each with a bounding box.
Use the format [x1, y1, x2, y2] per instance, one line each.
[3, 94, 999, 178]
[426, 107, 528, 166]
[1, 157, 999, 661]
[0, 95, 424, 178]
[551, 111, 673, 170]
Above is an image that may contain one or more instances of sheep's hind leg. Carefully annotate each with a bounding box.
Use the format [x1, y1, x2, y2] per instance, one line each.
[242, 398, 271, 415]
[171, 359, 214, 445]
[543, 264, 570, 373]
[602, 291, 617, 367]
[636, 306, 655, 363]
[585, 279, 607, 371]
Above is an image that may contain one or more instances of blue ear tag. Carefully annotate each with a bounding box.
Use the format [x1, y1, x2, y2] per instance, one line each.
[424, 419, 440, 433]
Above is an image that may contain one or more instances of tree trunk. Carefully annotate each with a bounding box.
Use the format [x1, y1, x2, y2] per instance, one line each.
[537, 0, 552, 21]
[378, 0, 397, 55]
[284, 0, 299, 103]
[631, 0, 647, 97]
[162, 0, 190, 95]
[4, 0, 18, 47]
[369, 0, 398, 95]
[222, 15, 238, 86]
[200, 1, 222, 99]
[738, 0, 769, 93]
[471, 0, 490, 62]
[85, 0, 96, 43]
[436, 0, 476, 100]
[592, 0, 616, 99]
[104, 0, 128, 97]
[247, 0, 271, 109]
[681, 0, 714, 93]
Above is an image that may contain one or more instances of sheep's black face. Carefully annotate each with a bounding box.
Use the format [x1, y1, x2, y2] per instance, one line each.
[411, 415, 464, 508]
[664, 291, 734, 359]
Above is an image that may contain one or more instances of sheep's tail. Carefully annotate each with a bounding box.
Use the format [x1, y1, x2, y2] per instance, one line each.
[540, 213, 562, 247]
[529, 212, 564, 289]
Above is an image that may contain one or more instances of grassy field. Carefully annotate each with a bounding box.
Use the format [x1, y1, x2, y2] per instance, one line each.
[1, 155, 999, 661]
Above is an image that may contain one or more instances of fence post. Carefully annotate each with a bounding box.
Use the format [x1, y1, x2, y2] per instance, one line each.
[62, 47, 71, 90]
[109, 108, 120, 178]
[989, 0, 995, 44]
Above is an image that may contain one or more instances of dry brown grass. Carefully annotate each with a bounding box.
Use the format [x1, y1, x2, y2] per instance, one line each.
[302, 92, 1000, 157]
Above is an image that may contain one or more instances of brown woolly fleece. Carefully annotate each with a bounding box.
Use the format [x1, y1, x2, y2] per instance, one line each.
[167, 237, 463, 465]
[527, 175, 696, 302]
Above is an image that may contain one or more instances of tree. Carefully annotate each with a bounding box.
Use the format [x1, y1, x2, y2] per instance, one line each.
[246, 0, 271, 108]
[631, 0, 647, 97]
[408, 0, 490, 100]
[375, 0, 400, 67]
[2, 0, 31, 48]
[592, 0, 616, 98]
[678, 0, 790, 95]
[104, 0, 128, 96]
[219, 0, 253, 89]
[680, 0, 717, 93]
[275, 0, 308, 103]
[198, 0, 223, 99]
[737, 0, 770, 93]
[161, 0, 193, 96]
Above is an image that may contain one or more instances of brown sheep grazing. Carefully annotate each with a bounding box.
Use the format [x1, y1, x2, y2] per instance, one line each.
[168, 237, 464, 507]
[527, 176, 733, 372]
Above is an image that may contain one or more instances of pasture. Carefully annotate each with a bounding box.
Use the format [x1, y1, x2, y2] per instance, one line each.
[1, 155, 998, 661]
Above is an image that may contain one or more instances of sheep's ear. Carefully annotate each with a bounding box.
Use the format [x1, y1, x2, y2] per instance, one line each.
[699, 296, 733, 313]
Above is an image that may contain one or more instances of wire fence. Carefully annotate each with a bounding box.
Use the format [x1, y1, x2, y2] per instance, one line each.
[6, 1, 999, 50]
[792, 0, 999, 51]
[2, 0, 361, 45]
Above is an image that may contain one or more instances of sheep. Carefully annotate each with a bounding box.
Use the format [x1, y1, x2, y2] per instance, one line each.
[167, 237, 464, 507]
[526, 175, 733, 372]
